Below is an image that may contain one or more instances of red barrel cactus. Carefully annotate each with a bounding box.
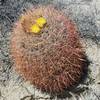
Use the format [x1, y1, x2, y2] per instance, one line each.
[10, 5, 86, 94]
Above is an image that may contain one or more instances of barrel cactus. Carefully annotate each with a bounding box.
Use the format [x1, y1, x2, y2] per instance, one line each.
[11, 5, 87, 95]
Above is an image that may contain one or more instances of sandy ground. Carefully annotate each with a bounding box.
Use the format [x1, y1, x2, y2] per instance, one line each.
[0, 0, 100, 100]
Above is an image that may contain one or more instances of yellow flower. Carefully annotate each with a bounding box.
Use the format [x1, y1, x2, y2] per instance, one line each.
[36, 17, 47, 28]
[30, 24, 41, 34]
[30, 17, 47, 34]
